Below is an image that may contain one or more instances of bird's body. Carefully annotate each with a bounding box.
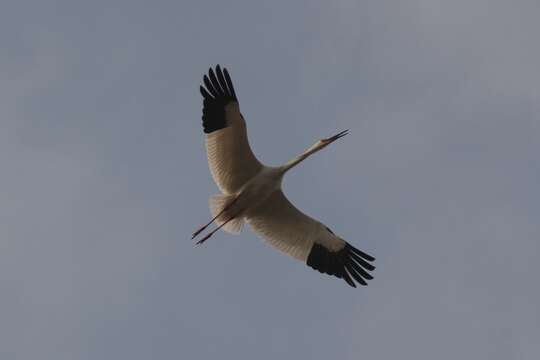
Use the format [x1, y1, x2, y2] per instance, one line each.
[194, 65, 375, 288]
[207, 166, 283, 232]
[236, 166, 284, 213]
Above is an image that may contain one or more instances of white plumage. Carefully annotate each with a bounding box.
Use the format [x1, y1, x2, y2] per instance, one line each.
[194, 65, 375, 287]
[205, 102, 261, 195]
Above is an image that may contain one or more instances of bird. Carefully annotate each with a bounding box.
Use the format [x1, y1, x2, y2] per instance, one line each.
[193, 65, 375, 288]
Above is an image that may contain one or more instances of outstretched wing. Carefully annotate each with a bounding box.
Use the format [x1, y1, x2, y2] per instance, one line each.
[245, 190, 375, 288]
[200, 65, 262, 195]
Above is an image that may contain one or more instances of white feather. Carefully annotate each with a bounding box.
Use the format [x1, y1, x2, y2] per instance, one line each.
[205, 102, 262, 195]
[245, 190, 346, 261]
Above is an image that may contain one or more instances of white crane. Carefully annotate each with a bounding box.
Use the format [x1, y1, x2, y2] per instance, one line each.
[193, 65, 375, 287]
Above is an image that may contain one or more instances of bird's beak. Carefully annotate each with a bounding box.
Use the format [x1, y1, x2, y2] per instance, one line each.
[321, 129, 348, 145]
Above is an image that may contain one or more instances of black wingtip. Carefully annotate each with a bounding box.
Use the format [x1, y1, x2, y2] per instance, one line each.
[307, 242, 375, 288]
[349, 251, 376, 272]
[201, 65, 237, 101]
[342, 269, 357, 288]
[200, 85, 213, 99]
[345, 263, 369, 286]
[348, 245, 376, 262]
[208, 67, 224, 96]
[199, 65, 239, 134]
[222, 67, 237, 100]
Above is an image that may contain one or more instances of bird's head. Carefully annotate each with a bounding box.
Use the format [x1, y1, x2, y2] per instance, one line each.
[319, 129, 348, 147]
[307, 129, 349, 153]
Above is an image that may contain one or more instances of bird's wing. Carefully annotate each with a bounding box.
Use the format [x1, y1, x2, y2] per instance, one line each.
[200, 65, 263, 195]
[245, 190, 375, 287]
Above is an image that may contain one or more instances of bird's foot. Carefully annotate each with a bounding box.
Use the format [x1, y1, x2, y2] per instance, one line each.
[192, 225, 207, 239]
[195, 233, 212, 245]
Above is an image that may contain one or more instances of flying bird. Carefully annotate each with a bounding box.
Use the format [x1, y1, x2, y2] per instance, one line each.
[193, 65, 375, 287]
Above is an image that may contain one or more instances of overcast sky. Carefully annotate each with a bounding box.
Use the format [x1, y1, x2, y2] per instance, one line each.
[1, 0, 539, 359]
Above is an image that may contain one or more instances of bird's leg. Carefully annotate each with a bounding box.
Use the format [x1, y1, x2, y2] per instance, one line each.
[192, 196, 238, 239]
[195, 215, 237, 245]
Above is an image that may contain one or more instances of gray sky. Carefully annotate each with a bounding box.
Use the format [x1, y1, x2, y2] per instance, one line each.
[2, 0, 539, 359]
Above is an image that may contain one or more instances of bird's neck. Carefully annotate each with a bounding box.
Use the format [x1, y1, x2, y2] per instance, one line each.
[280, 143, 323, 174]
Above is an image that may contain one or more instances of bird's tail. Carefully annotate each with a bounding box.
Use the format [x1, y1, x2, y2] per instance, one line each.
[209, 194, 244, 234]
